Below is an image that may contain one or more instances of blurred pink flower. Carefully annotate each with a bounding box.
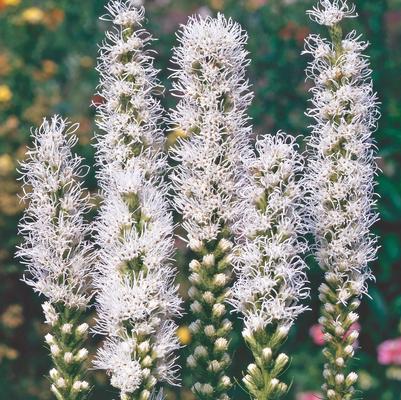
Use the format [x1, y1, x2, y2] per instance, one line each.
[296, 392, 321, 400]
[310, 324, 325, 346]
[378, 337, 401, 365]
[309, 323, 361, 346]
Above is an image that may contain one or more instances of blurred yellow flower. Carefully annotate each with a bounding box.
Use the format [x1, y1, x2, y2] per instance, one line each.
[80, 56, 94, 69]
[177, 325, 192, 345]
[43, 59, 57, 75]
[20, 7, 45, 24]
[210, 0, 224, 10]
[0, 344, 19, 362]
[16, 144, 27, 160]
[0, 53, 11, 76]
[358, 370, 374, 390]
[0, 154, 14, 175]
[5, 0, 21, 5]
[0, 116, 19, 137]
[246, 0, 267, 11]
[44, 8, 65, 30]
[0, 84, 12, 103]
[33, 59, 58, 81]
[0, 193, 22, 215]
[387, 366, 401, 381]
[1, 304, 23, 329]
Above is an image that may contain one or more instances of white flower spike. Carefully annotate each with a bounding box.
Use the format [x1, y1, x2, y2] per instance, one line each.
[230, 133, 309, 399]
[17, 115, 93, 399]
[304, 1, 379, 398]
[93, 1, 182, 399]
[169, 13, 253, 400]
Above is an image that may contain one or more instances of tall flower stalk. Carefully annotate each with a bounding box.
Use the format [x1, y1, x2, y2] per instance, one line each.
[93, 2, 182, 399]
[304, 1, 379, 398]
[230, 134, 309, 400]
[17, 116, 92, 400]
[169, 14, 252, 400]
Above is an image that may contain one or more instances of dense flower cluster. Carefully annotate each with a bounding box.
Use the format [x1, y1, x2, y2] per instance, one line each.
[93, 2, 182, 399]
[307, 0, 356, 27]
[17, 115, 92, 399]
[304, 0, 379, 398]
[230, 133, 309, 399]
[169, 13, 253, 243]
[95, 2, 165, 180]
[18, 116, 92, 308]
[169, 13, 252, 400]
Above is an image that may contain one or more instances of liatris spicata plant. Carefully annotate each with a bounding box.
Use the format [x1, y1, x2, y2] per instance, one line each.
[169, 14, 253, 400]
[304, 1, 379, 398]
[17, 116, 93, 400]
[92, 1, 182, 399]
[229, 133, 309, 400]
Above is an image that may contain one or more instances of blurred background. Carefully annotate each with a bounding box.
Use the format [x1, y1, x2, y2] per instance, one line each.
[0, 0, 401, 399]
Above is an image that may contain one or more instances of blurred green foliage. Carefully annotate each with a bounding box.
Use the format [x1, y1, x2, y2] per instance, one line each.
[0, 0, 401, 399]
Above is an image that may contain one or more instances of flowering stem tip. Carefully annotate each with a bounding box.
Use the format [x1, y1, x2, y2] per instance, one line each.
[230, 134, 309, 399]
[17, 116, 93, 399]
[169, 13, 253, 400]
[92, 1, 182, 399]
[304, 1, 379, 398]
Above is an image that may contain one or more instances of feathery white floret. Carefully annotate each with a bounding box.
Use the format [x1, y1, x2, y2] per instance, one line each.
[230, 133, 309, 334]
[17, 115, 92, 308]
[150, 390, 165, 400]
[94, 338, 144, 394]
[304, 1, 379, 301]
[93, 1, 182, 397]
[170, 13, 253, 243]
[307, 0, 357, 27]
